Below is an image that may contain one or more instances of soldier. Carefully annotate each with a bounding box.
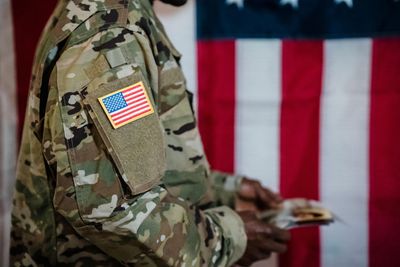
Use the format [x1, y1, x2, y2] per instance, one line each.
[10, 0, 290, 266]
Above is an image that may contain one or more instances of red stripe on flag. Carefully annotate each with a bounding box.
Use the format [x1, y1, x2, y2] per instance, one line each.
[124, 90, 144, 100]
[197, 40, 236, 172]
[280, 40, 323, 267]
[122, 84, 142, 94]
[369, 38, 400, 267]
[115, 108, 151, 126]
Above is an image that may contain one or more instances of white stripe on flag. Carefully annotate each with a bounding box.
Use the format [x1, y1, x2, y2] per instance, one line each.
[320, 39, 371, 267]
[0, 0, 17, 264]
[235, 39, 281, 193]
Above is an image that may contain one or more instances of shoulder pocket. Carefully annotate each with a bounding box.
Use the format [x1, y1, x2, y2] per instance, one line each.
[81, 72, 166, 195]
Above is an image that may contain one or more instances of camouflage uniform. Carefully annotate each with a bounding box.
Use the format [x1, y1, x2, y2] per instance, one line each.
[10, 0, 247, 266]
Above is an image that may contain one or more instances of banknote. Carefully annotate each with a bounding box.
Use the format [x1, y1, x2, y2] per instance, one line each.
[258, 198, 335, 229]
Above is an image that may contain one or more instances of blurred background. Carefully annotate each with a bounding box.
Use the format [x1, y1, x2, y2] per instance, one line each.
[1, 0, 400, 266]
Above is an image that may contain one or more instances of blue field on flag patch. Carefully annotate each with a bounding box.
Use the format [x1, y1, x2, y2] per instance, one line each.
[102, 92, 127, 114]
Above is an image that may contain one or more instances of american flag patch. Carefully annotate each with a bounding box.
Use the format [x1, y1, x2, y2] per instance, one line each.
[98, 81, 154, 129]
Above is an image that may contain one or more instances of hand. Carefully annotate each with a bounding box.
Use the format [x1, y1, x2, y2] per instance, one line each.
[236, 211, 290, 266]
[237, 177, 282, 211]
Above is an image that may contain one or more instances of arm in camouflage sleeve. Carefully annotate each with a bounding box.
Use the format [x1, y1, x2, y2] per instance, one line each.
[46, 26, 246, 266]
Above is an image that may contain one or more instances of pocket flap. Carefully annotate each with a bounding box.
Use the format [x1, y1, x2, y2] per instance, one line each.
[82, 74, 166, 195]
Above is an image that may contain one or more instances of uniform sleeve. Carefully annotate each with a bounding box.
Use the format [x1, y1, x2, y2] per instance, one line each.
[208, 171, 244, 208]
[47, 27, 246, 266]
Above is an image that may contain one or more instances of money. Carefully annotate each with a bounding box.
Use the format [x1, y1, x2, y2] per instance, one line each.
[258, 198, 335, 229]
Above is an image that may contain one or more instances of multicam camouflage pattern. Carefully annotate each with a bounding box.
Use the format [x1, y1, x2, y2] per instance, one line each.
[10, 0, 247, 266]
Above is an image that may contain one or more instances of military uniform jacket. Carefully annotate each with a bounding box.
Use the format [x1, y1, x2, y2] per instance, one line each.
[10, 0, 247, 266]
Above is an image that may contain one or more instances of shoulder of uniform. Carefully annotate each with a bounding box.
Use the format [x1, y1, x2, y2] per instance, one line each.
[68, 8, 131, 46]
[50, 0, 132, 45]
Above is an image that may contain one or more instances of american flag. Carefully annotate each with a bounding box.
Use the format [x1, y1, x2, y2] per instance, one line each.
[2, 1, 400, 267]
[99, 82, 154, 129]
[193, 1, 400, 267]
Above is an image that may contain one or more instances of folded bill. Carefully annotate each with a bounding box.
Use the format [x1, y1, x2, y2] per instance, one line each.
[258, 198, 335, 229]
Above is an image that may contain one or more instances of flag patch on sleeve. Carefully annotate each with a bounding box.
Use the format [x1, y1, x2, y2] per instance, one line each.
[98, 81, 154, 129]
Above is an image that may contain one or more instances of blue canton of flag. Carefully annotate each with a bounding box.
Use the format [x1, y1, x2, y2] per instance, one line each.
[102, 92, 128, 114]
[197, 0, 400, 39]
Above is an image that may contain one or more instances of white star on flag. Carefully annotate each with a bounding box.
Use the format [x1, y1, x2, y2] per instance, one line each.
[280, 0, 299, 8]
[335, 0, 353, 7]
[226, 0, 245, 9]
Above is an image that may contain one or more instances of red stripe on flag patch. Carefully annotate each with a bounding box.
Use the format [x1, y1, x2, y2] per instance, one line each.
[280, 40, 323, 267]
[197, 40, 236, 172]
[369, 38, 400, 267]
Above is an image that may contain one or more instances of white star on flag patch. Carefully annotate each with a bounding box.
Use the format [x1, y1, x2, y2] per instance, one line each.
[98, 81, 154, 129]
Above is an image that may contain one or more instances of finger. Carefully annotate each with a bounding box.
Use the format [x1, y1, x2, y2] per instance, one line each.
[254, 246, 272, 259]
[269, 226, 291, 242]
[254, 246, 272, 260]
[256, 185, 274, 204]
[248, 243, 272, 261]
[264, 239, 288, 254]
[235, 198, 259, 212]
[253, 223, 291, 246]
[249, 221, 274, 236]
[256, 186, 283, 209]
[250, 230, 287, 254]
[254, 186, 277, 209]
[238, 210, 259, 223]
[268, 189, 283, 203]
